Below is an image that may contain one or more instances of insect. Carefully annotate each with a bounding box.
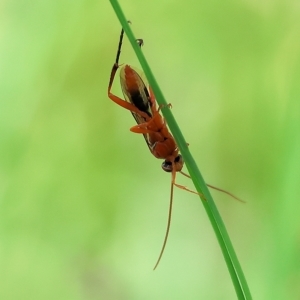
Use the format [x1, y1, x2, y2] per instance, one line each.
[108, 27, 243, 270]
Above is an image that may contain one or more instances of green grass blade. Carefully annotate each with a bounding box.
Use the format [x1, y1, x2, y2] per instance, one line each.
[109, 1, 252, 299]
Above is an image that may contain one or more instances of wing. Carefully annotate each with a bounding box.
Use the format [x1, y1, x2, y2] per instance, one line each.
[120, 65, 154, 150]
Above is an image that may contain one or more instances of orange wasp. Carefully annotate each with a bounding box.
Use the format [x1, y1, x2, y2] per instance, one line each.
[108, 28, 242, 269]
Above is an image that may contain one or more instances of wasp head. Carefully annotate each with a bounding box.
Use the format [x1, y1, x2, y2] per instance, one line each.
[161, 155, 184, 173]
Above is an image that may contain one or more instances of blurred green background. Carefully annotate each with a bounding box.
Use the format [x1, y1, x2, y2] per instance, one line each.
[1, 0, 300, 299]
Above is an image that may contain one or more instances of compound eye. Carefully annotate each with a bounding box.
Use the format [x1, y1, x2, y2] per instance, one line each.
[161, 160, 172, 173]
[174, 155, 184, 171]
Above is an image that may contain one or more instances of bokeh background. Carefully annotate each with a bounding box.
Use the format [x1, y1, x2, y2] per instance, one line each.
[1, 0, 300, 299]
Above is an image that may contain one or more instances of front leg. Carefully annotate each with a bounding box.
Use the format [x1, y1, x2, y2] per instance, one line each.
[130, 122, 158, 135]
[108, 90, 149, 120]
